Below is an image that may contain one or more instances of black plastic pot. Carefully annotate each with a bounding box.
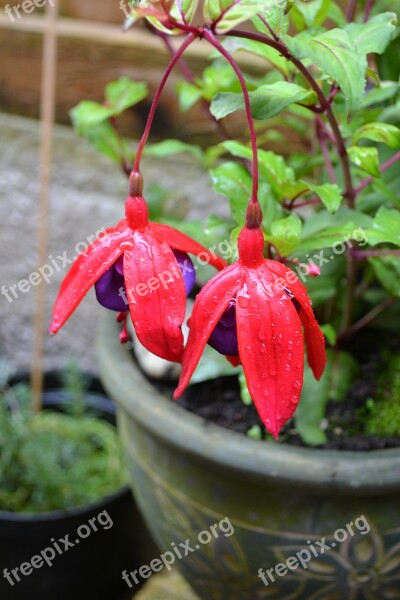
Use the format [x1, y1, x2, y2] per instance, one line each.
[0, 372, 158, 600]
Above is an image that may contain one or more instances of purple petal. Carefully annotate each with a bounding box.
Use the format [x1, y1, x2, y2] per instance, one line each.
[94, 260, 127, 312]
[173, 250, 195, 296]
[95, 250, 194, 312]
[208, 303, 238, 356]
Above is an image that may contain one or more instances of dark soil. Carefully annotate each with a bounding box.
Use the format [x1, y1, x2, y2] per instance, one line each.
[138, 331, 400, 451]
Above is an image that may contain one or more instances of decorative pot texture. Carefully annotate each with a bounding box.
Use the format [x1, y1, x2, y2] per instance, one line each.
[98, 313, 400, 600]
[0, 372, 157, 600]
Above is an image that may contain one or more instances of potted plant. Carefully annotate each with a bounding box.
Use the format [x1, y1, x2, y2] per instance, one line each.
[49, 0, 400, 597]
[0, 361, 156, 600]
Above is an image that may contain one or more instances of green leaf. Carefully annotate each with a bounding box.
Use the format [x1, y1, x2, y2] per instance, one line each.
[252, 1, 290, 37]
[369, 256, 400, 297]
[170, 0, 199, 24]
[105, 78, 147, 114]
[297, 222, 359, 253]
[192, 344, 241, 384]
[320, 324, 337, 346]
[221, 141, 307, 199]
[345, 12, 399, 55]
[210, 82, 317, 120]
[348, 146, 381, 177]
[143, 140, 204, 163]
[295, 362, 330, 445]
[306, 182, 343, 213]
[220, 38, 290, 77]
[239, 372, 253, 406]
[361, 80, 399, 108]
[70, 101, 115, 133]
[204, 0, 262, 33]
[283, 29, 367, 117]
[210, 161, 252, 223]
[295, 350, 359, 445]
[290, 0, 332, 29]
[265, 213, 302, 255]
[176, 81, 202, 112]
[364, 206, 400, 246]
[353, 122, 400, 148]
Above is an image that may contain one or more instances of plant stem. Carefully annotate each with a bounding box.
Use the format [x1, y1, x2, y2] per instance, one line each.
[352, 248, 400, 259]
[133, 32, 197, 174]
[344, 297, 394, 338]
[364, 0, 374, 22]
[157, 30, 230, 141]
[346, 0, 358, 22]
[315, 116, 337, 184]
[203, 29, 259, 206]
[355, 150, 400, 195]
[226, 29, 356, 206]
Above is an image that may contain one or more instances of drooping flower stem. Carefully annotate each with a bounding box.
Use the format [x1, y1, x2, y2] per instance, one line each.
[132, 31, 197, 175]
[202, 29, 261, 225]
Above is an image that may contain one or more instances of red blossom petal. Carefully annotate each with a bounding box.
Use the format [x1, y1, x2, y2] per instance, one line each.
[226, 356, 241, 367]
[237, 266, 304, 439]
[49, 223, 132, 334]
[174, 264, 241, 398]
[149, 222, 227, 271]
[123, 230, 186, 362]
[266, 260, 326, 381]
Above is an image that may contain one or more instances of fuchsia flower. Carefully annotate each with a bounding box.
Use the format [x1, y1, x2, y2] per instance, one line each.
[174, 225, 327, 438]
[49, 193, 226, 362]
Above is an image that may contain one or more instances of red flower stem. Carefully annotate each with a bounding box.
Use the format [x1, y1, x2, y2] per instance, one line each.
[364, 0, 374, 22]
[157, 29, 230, 141]
[315, 115, 337, 184]
[132, 31, 197, 174]
[341, 297, 394, 339]
[352, 248, 400, 259]
[346, 0, 358, 22]
[355, 151, 400, 196]
[202, 29, 259, 206]
[226, 29, 356, 207]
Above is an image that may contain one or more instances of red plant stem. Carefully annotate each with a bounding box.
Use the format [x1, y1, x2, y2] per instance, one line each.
[355, 150, 400, 195]
[344, 297, 394, 338]
[203, 29, 259, 204]
[364, 0, 374, 22]
[315, 116, 337, 184]
[346, 0, 358, 22]
[226, 29, 356, 206]
[352, 248, 400, 259]
[133, 32, 197, 174]
[158, 30, 230, 141]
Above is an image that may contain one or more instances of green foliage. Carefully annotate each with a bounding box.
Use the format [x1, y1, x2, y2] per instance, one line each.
[0, 366, 127, 513]
[365, 354, 400, 436]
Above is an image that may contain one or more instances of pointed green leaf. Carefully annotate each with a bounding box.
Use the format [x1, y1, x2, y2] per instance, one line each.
[204, 0, 263, 33]
[144, 140, 204, 163]
[348, 146, 381, 177]
[306, 182, 343, 213]
[364, 207, 400, 246]
[353, 122, 400, 148]
[284, 29, 367, 117]
[345, 12, 399, 55]
[291, 0, 332, 29]
[176, 81, 202, 112]
[265, 213, 302, 255]
[105, 78, 148, 114]
[369, 256, 400, 297]
[210, 82, 317, 120]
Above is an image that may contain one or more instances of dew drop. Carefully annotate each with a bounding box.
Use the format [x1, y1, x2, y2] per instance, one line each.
[285, 364, 291, 372]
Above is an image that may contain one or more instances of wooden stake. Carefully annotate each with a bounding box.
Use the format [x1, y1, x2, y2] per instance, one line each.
[31, 0, 59, 413]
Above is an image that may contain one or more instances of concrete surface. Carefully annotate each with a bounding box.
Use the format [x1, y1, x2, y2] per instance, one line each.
[0, 113, 222, 375]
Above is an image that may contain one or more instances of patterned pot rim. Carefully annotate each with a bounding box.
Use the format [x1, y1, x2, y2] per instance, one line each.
[98, 313, 400, 495]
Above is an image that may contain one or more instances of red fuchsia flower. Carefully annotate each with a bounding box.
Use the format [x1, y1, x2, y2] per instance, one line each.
[49, 192, 226, 363]
[174, 225, 327, 438]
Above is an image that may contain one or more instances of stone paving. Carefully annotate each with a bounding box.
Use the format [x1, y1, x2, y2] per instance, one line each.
[0, 113, 223, 375]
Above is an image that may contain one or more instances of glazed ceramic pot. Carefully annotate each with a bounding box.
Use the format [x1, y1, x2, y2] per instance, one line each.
[98, 313, 400, 600]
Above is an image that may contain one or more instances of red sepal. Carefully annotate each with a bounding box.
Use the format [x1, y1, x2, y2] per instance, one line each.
[174, 264, 241, 398]
[266, 260, 326, 380]
[123, 230, 186, 362]
[49, 223, 132, 334]
[237, 265, 304, 439]
[150, 222, 227, 271]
